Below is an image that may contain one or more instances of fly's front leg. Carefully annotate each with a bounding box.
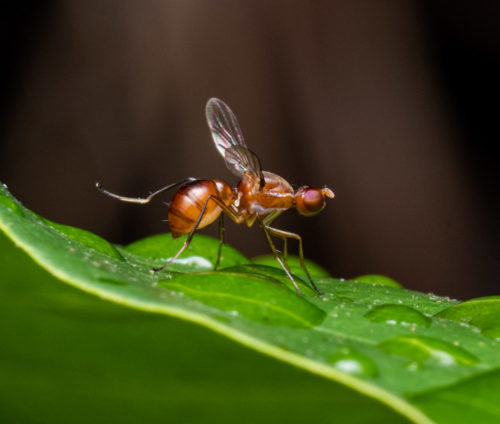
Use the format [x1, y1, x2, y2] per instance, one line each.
[259, 218, 303, 296]
[266, 226, 324, 295]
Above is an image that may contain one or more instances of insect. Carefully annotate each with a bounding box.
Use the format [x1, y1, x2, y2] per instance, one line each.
[96, 98, 334, 295]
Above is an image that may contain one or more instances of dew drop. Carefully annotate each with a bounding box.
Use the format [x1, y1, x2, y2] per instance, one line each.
[406, 361, 424, 372]
[364, 304, 432, 328]
[328, 348, 378, 378]
[173, 256, 213, 269]
[378, 335, 478, 366]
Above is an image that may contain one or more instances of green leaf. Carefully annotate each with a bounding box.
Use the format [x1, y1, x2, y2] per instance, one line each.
[352, 274, 402, 288]
[124, 232, 249, 271]
[1, 182, 499, 424]
[0, 229, 407, 424]
[37, 213, 124, 260]
[158, 270, 326, 328]
[434, 296, 500, 340]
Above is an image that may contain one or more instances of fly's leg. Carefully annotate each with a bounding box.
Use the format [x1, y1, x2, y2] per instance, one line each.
[214, 214, 224, 270]
[96, 178, 197, 204]
[259, 219, 303, 296]
[281, 236, 289, 271]
[265, 226, 324, 295]
[153, 196, 242, 272]
[273, 234, 292, 281]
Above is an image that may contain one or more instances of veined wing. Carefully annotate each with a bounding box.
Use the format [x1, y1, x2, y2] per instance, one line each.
[206, 98, 246, 155]
[206, 98, 264, 185]
[224, 145, 264, 185]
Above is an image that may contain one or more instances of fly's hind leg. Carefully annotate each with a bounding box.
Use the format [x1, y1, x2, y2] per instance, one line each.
[265, 226, 324, 295]
[96, 178, 197, 204]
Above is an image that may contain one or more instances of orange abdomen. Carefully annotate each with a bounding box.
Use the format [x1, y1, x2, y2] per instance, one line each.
[168, 180, 234, 238]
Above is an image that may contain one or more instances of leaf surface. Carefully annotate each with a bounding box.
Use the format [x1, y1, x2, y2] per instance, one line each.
[1, 183, 499, 424]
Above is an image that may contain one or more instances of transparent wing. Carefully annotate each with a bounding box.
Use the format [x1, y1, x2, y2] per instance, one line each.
[206, 98, 264, 184]
[206, 97, 247, 155]
[224, 145, 264, 182]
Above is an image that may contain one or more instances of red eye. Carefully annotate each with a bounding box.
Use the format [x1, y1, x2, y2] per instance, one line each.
[304, 189, 323, 209]
[295, 187, 326, 216]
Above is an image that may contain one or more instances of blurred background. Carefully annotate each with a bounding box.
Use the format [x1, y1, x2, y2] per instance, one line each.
[1, 1, 498, 299]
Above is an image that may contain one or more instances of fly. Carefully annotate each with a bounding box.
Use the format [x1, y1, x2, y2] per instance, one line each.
[96, 98, 334, 295]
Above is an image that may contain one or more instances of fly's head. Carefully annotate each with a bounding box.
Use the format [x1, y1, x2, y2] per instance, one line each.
[295, 186, 334, 216]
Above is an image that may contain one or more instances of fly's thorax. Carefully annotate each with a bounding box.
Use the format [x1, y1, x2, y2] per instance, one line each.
[236, 171, 295, 217]
[261, 171, 294, 194]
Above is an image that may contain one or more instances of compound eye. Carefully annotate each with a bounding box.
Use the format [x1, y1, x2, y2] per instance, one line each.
[304, 189, 325, 211]
[296, 187, 326, 216]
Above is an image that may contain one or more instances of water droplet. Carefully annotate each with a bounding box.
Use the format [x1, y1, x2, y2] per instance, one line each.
[328, 348, 378, 377]
[365, 304, 432, 328]
[406, 361, 424, 371]
[378, 335, 478, 366]
[173, 256, 213, 269]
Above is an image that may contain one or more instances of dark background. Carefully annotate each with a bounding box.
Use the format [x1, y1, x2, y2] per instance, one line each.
[1, 1, 498, 300]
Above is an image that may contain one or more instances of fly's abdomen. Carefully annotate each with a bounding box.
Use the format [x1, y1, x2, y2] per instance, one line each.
[168, 180, 222, 238]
